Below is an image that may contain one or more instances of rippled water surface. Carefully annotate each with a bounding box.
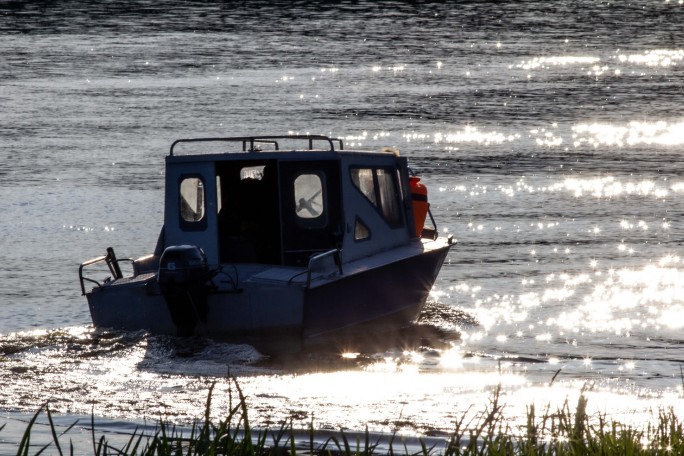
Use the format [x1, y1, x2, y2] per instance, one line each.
[3, 0, 684, 449]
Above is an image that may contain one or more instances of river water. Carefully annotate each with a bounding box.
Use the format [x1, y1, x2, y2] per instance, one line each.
[2, 0, 684, 451]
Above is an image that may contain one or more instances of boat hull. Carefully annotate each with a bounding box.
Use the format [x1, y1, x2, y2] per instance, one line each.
[302, 244, 450, 340]
[86, 242, 451, 353]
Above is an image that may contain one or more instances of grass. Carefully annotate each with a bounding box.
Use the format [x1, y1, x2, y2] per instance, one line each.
[8, 379, 684, 455]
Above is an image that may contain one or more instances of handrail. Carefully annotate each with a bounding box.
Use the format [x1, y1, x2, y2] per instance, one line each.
[79, 255, 107, 295]
[170, 135, 344, 156]
[78, 249, 133, 295]
[306, 248, 343, 288]
[243, 139, 279, 151]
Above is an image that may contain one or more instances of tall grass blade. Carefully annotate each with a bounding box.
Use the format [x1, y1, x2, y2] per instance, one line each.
[309, 415, 315, 455]
[45, 404, 64, 456]
[233, 378, 254, 455]
[339, 431, 352, 455]
[90, 408, 98, 456]
[17, 403, 45, 456]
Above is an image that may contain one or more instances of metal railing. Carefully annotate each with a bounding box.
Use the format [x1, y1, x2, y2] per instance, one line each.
[306, 248, 343, 288]
[78, 247, 132, 295]
[170, 135, 344, 156]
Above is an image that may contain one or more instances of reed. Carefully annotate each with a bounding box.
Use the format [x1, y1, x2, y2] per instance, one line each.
[8, 379, 684, 455]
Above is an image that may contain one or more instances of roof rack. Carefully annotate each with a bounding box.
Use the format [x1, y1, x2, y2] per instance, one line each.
[169, 135, 344, 156]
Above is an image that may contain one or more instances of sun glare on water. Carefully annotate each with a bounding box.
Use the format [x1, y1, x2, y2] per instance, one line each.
[573, 121, 684, 147]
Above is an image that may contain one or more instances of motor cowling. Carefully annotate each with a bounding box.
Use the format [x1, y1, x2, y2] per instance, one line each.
[158, 245, 209, 335]
[159, 245, 208, 285]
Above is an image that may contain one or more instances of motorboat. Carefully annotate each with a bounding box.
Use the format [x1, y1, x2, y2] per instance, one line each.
[79, 135, 454, 352]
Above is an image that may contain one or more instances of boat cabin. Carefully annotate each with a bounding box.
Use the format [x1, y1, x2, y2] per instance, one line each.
[160, 136, 419, 269]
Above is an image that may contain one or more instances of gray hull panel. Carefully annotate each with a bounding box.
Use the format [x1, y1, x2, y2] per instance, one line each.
[87, 277, 305, 340]
[302, 244, 450, 340]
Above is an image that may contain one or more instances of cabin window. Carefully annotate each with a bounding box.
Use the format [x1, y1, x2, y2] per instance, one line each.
[376, 169, 401, 224]
[350, 168, 377, 207]
[354, 218, 370, 241]
[294, 173, 325, 223]
[240, 165, 266, 180]
[180, 176, 205, 222]
[350, 166, 403, 227]
[216, 175, 222, 213]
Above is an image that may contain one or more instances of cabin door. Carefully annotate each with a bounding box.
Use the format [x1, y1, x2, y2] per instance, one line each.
[279, 160, 342, 267]
[164, 162, 220, 265]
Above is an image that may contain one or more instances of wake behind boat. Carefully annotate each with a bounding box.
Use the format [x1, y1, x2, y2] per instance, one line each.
[78, 135, 453, 353]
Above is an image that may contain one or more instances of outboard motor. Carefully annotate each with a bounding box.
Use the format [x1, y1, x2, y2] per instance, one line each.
[158, 245, 210, 336]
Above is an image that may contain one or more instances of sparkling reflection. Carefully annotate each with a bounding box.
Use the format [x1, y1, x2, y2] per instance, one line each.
[617, 49, 684, 67]
[517, 55, 600, 70]
[463, 259, 684, 337]
[573, 121, 684, 147]
[8, 323, 684, 435]
[415, 119, 684, 152]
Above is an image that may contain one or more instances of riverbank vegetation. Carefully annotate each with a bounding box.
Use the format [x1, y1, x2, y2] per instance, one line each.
[8, 380, 684, 455]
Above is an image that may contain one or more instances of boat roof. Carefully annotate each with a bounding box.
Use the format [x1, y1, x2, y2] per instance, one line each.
[167, 135, 397, 162]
